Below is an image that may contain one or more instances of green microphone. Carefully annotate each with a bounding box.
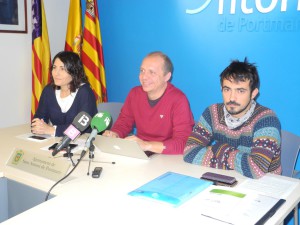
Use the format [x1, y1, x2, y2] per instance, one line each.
[90, 111, 112, 132]
[85, 111, 112, 149]
[85, 111, 114, 167]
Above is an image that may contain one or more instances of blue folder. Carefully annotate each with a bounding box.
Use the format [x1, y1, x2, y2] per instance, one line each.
[128, 171, 213, 207]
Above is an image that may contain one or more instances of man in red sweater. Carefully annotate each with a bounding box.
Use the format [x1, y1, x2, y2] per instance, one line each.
[103, 51, 194, 154]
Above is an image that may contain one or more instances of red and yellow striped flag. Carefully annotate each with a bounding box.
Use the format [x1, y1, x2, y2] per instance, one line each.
[31, 0, 51, 118]
[64, 0, 82, 54]
[82, 0, 107, 103]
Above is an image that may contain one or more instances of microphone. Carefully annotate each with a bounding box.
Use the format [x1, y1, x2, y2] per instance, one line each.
[84, 111, 113, 174]
[52, 111, 92, 156]
[84, 111, 112, 149]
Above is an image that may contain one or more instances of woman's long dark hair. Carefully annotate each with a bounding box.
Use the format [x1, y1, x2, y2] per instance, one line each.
[50, 51, 90, 92]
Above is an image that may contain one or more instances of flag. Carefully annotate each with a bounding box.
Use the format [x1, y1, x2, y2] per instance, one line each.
[64, 0, 82, 54]
[31, 0, 51, 118]
[82, 0, 107, 103]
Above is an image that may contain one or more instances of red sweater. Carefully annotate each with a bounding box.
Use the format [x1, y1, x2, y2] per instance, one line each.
[111, 83, 194, 154]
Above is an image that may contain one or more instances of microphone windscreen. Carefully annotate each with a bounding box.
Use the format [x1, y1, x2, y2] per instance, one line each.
[91, 111, 112, 132]
[72, 111, 92, 132]
[52, 111, 92, 156]
[63, 124, 81, 141]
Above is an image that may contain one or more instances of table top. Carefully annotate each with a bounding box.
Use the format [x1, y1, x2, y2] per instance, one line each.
[1, 124, 299, 225]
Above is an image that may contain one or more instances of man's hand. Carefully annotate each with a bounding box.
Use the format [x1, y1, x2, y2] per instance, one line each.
[125, 135, 152, 151]
[102, 130, 119, 138]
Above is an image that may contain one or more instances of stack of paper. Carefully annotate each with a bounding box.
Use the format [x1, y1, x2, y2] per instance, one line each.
[198, 187, 286, 225]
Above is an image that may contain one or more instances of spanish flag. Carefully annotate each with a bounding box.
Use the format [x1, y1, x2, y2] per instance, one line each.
[64, 0, 82, 54]
[31, 0, 51, 118]
[81, 0, 107, 103]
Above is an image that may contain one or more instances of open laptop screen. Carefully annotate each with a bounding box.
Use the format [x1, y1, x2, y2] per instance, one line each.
[93, 135, 153, 160]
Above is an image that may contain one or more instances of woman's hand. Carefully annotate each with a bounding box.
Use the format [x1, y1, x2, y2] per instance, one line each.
[31, 118, 55, 136]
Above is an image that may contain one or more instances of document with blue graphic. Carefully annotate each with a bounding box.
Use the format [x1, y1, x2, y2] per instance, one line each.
[128, 171, 213, 207]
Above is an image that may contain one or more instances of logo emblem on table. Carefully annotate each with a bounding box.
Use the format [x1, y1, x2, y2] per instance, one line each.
[12, 149, 24, 165]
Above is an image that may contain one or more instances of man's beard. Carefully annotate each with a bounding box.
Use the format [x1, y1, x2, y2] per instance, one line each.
[226, 99, 251, 116]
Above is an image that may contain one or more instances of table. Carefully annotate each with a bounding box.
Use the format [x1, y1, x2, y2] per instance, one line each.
[0, 124, 299, 225]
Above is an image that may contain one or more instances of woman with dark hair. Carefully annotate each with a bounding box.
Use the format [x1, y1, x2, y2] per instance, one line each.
[31, 51, 97, 136]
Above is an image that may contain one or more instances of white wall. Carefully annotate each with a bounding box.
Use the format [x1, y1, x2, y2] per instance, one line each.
[0, 0, 69, 128]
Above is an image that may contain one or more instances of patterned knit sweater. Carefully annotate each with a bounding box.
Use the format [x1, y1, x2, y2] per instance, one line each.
[183, 103, 282, 179]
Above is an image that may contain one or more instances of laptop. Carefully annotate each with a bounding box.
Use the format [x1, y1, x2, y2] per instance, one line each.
[93, 135, 153, 160]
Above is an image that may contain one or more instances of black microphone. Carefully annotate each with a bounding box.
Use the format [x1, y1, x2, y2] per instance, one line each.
[52, 111, 92, 156]
[84, 111, 112, 149]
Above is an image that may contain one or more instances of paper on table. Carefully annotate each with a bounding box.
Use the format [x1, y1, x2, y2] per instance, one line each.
[17, 133, 52, 142]
[238, 175, 298, 199]
[198, 187, 285, 225]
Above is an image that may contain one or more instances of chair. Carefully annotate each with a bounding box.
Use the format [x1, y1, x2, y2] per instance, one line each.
[97, 102, 123, 127]
[281, 130, 300, 178]
[280, 130, 300, 225]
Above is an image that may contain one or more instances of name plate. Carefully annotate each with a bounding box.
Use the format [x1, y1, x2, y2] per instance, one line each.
[7, 148, 71, 181]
